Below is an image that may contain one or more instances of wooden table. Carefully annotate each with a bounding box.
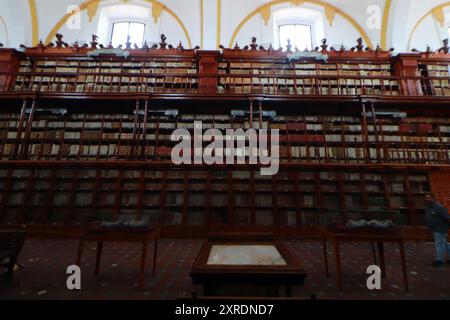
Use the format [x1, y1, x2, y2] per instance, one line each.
[190, 241, 307, 297]
[319, 226, 409, 293]
[75, 226, 160, 291]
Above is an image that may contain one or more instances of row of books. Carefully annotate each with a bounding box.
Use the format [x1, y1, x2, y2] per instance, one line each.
[224, 62, 391, 71]
[2, 143, 447, 161]
[2, 113, 448, 124]
[421, 64, 450, 77]
[226, 69, 392, 77]
[3, 167, 427, 179]
[33, 60, 197, 69]
[2, 132, 448, 145]
[2, 180, 427, 196]
[2, 193, 410, 210]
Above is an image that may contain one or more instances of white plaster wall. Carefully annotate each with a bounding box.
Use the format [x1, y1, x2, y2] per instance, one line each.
[1, 0, 450, 52]
[0, 0, 29, 48]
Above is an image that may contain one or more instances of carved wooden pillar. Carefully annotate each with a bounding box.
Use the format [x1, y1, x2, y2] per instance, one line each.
[197, 51, 220, 90]
[0, 49, 22, 92]
[392, 54, 422, 96]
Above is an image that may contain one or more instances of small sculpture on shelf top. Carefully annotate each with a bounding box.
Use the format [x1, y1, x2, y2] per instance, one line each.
[159, 34, 168, 49]
[55, 33, 68, 48]
[90, 34, 99, 49]
[285, 38, 292, 52]
[320, 38, 328, 51]
[223, 36, 393, 57]
[18, 32, 198, 53]
[439, 38, 449, 54]
[412, 39, 450, 55]
[125, 35, 132, 49]
[352, 37, 365, 52]
[250, 37, 258, 50]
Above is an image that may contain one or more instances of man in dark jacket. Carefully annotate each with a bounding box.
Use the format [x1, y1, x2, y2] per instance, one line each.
[425, 194, 450, 268]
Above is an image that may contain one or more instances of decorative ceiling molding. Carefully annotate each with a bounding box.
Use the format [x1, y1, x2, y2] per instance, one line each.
[216, 0, 221, 49]
[324, 6, 337, 26]
[407, 2, 450, 51]
[152, 2, 165, 24]
[44, 0, 193, 48]
[290, 0, 305, 6]
[259, 6, 271, 26]
[86, 0, 100, 22]
[228, 0, 374, 49]
[381, 0, 392, 50]
[432, 7, 445, 27]
[28, 0, 39, 46]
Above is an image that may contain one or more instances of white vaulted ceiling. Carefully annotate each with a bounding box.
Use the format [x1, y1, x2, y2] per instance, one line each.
[0, 0, 449, 52]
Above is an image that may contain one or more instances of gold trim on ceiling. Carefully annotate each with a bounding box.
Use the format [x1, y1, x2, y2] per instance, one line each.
[216, 0, 221, 49]
[28, 0, 39, 46]
[45, 0, 193, 48]
[407, 1, 450, 51]
[381, 0, 392, 50]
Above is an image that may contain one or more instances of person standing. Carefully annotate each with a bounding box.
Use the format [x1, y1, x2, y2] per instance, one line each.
[424, 194, 450, 268]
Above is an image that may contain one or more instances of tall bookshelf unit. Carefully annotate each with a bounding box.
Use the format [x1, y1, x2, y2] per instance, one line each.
[0, 35, 449, 237]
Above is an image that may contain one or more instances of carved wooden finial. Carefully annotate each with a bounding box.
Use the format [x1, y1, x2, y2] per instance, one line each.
[250, 37, 258, 50]
[142, 40, 149, 50]
[234, 42, 240, 49]
[286, 38, 292, 52]
[439, 38, 449, 53]
[91, 34, 99, 48]
[37, 40, 45, 49]
[320, 38, 328, 51]
[125, 35, 132, 49]
[55, 33, 68, 48]
[354, 37, 364, 51]
[177, 41, 184, 50]
[160, 34, 168, 49]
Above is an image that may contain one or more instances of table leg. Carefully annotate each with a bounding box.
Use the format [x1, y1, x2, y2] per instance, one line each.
[139, 240, 148, 291]
[76, 240, 84, 267]
[377, 241, 386, 279]
[332, 239, 342, 291]
[153, 235, 158, 277]
[323, 236, 329, 277]
[399, 240, 409, 293]
[371, 242, 378, 265]
[94, 241, 103, 277]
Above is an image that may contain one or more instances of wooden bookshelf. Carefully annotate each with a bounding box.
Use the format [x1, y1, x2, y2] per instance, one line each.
[0, 35, 449, 237]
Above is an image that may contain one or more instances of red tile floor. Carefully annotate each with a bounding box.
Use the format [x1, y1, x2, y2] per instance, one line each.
[0, 239, 449, 300]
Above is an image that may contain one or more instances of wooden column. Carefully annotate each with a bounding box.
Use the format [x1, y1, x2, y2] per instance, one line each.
[392, 54, 422, 96]
[0, 49, 22, 92]
[197, 51, 220, 90]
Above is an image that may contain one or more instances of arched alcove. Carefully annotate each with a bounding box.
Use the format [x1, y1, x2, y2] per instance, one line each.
[272, 7, 325, 50]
